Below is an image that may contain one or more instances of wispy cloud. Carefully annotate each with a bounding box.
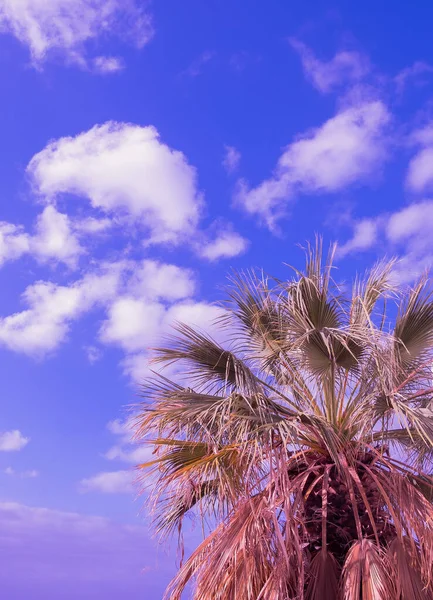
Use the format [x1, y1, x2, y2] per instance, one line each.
[4, 467, 38, 478]
[80, 470, 134, 494]
[0, 502, 172, 599]
[290, 39, 369, 94]
[338, 200, 433, 282]
[237, 100, 390, 229]
[180, 51, 215, 78]
[222, 145, 241, 174]
[0, 0, 153, 70]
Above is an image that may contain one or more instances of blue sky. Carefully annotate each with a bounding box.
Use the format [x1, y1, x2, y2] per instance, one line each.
[1, 0, 433, 597]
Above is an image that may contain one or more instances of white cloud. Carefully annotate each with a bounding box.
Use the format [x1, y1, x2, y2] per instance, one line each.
[0, 430, 29, 451]
[126, 260, 195, 301]
[0, 206, 84, 269]
[290, 39, 369, 94]
[84, 345, 102, 364]
[395, 61, 433, 94]
[0, 222, 30, 265]
[100, 298, 165, 353]
[237, 101, 390, 228]
[104, 445, 152, 464]
[406, 124, 433, 194]
[28, 122, 202, 244]
[80, 470, 134, 494]
[4, 467, 39, 478]
[199, 228, 248, 261]
[0, 0, 153, 69]
[31, 205, 83, 267]
[386, 200, 433, 243]
[337, 218, 378, 257]
[92, 56, 124, 74]
[223, 145, 241, 174]
[338, 200, 433, 282]
[0, 261, 125, 356]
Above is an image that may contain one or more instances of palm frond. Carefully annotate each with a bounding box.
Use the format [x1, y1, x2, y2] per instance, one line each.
[394, 276, 433, 367]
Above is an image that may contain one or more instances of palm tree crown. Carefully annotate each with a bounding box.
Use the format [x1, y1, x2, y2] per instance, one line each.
[135, 241, 433, 599]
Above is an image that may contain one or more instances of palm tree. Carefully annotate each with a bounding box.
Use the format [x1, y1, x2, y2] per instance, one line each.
[135, 240, 433, 599]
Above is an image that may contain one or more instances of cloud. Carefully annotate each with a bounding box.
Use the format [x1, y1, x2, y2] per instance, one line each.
[237, 101, 390, 228]
[80, 470, 134, 494]
[126, 260, 195, 301]
[222, 145, 241, 174]
[31, 205, 83, 267]
[180, 51, 215, 78]
[84, 345, 102, 364]
[290, 39, 369, 94]
[199, 227, 249, 261]
[92, 56, 125, 74]
[104, 419, 154, 465]
[406, 123, 433, 194]
[338, 200, 433, 282]
[0, 206, 84, 269]
[0, 261, 126, 356]
[0, 430, 29, 451]
[100, 298, 166, 353]
[0, 222, 30, 265]
[28, 122, 202, 244]
[118, 302, 227, 383]
[0, 0, 153, 69]
[395, 61, 433, 94]
[0, 502, 173, 599]
[337, 218, 378, 257]
[4, 467, 39, 478]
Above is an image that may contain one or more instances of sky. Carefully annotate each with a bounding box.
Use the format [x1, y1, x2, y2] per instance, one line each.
[1, 0, 433, 597]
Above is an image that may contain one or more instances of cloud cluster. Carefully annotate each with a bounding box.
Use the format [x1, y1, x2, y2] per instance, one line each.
[28, 122, 203, 245]
[0, 0, 153, 70]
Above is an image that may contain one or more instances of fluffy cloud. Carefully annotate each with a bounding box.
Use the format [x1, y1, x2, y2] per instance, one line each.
[0, 261, 125, 356]
[237, 101, 390, 228]
[100, 298, 165, 353]
[126, 260, 195, 301]
[0, 206, 83, 268]
[337, 219, 378, 258]
[406, 124, 433, 194]
[290, 39, 369, 94]
[223, 145, 241, 174]
[0, 502, 172, 599]
[92, 56, 124, 74]
[0, 222, 29, 265]
[80, 470, 134, 494]
[0, 0, 153, 69]
[338, 200, 433, 282]
[199, 228, 248, 261]
[0, 255, 223, 382]
[28, 122, 202, 244]
[0, 429, 29, 451]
